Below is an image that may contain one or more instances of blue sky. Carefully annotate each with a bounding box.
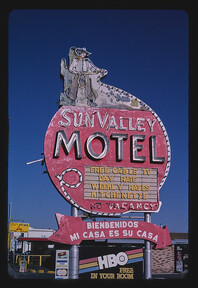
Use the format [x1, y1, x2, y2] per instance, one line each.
[8, 9, 188, 232]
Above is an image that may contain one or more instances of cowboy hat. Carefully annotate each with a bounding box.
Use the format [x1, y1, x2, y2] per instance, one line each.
[75, 47, 91, 57]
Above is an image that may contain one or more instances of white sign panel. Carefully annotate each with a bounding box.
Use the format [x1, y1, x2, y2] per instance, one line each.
[55, 250, 69, 279]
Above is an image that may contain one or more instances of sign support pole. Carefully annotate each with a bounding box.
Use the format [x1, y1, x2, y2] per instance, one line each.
[144, 213, 152, 279]
[69, 206, 79, 279]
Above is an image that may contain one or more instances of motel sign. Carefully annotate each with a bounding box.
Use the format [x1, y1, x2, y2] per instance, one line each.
[44, 47, 171, 279]
[44, 47, 170, 216]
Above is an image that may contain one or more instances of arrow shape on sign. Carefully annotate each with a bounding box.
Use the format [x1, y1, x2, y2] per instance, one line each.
[48, 213, 172, 249]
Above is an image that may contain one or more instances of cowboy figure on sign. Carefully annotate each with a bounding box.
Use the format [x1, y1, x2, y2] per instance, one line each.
[60, 47, 107, 107]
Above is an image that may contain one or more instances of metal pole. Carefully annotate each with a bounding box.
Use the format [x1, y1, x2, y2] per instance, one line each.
[26, 158, 44, 165]
[69, 206, 79, 279]
[8, 202, 12, 261]
[144, 213, 152, 279]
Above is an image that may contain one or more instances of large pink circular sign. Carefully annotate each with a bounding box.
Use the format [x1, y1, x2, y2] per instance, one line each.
[44, 106, 170, 216]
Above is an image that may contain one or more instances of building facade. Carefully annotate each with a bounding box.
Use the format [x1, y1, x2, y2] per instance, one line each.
[10, 226, 55, 254]
[152, 233, 188, 273]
